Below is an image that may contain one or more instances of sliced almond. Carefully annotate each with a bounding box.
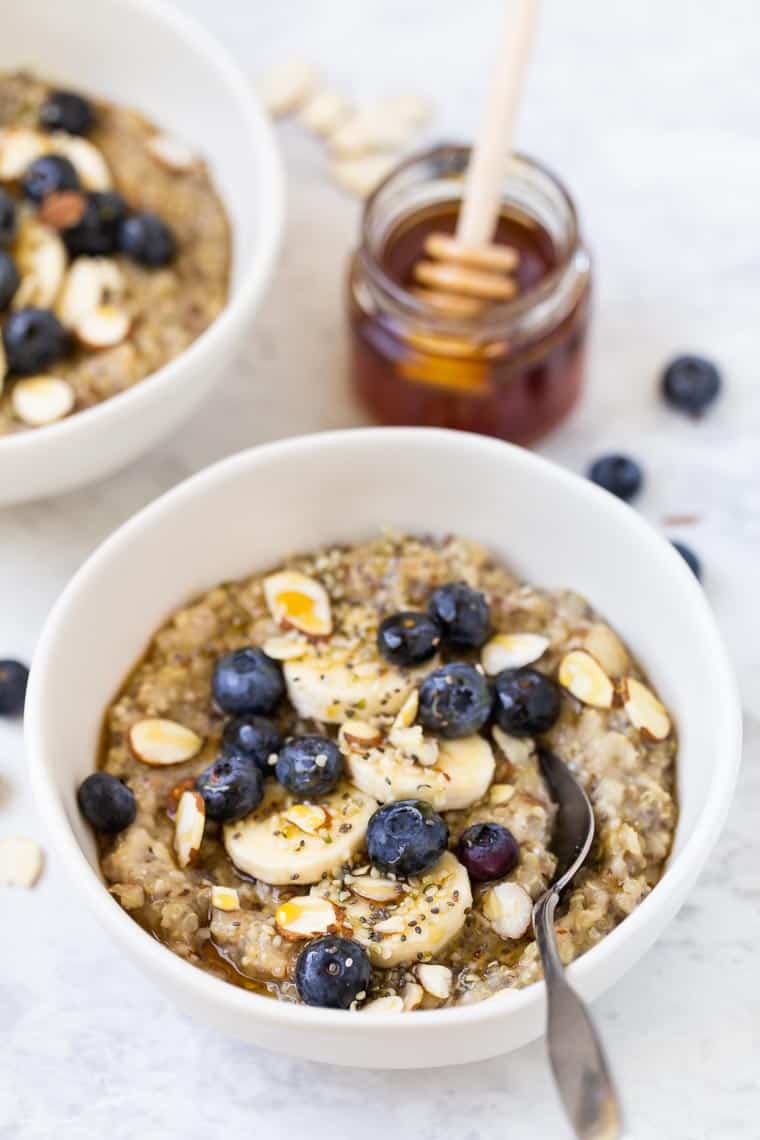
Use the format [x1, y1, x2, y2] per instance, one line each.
[558, 650, 614, 709]
[489, 783, 515, 806]
[362, 994, 404, 1013]
[57, 257, 125, 330]
[393, 689, 419, 730]
[147, 133, 198, 173]
[400, 981, 424, 1011]
[330, 105, 415, 157]
[583, 623, 629, 678]
[348, 876, 404, 904]
[492, 725, 536, 768]
[415, 963, 452, 1000]
[330, 153, 397, 199]
[12, 215, 66, 309]
[11, 376, 75, 427]
[388, 723, 439, 767]
[0, 127, 48, 180]
[0, 835, 44, 887]
[481, 633, 549, 675]
[50, 133, 112, 190]
[300, 90, 352, 136]
[75, 303, 131, 350]
[275, 894, 338, 940]
[621, 677, 671, 741]
[263, 570, 332, 637]
[211, 885, 240, 912]
[129, 718, 203, 766]
[174, 790, 205, 868]
[257, 59, 318, 116]
[339, 719, 384, 751]
[482, 882, 532, 940]
[261, 633, 310, 661]
[281, 803, 330, 836]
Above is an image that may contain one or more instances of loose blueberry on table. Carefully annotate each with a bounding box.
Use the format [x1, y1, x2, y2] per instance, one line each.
[0, 658, 29, 716]
[492, 666, 561, 736]
[77, 772, 136, 834]
[417, 661, 492, 738]
[366, 798, 449, 877]
[275, 735, 343, 799]
[295, 936, 372, 1010]
[661, 354, 721, 416]
[196, 750, 264, 822]
[212, 647, 285, 715]
[587, 453, 643, 502]
[428, 581, 491, 648]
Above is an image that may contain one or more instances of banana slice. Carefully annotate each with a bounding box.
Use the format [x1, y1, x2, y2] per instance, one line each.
[223, 781, 376, 886]
[315, 852, 471, 968]
[0, 127, 48, 181]
[50, 132, 112, 190]
[283, 653, 418, 724]
[340, 731, 494, 812]
[12, 214, 66, 309]
[56, 257, 125, 329]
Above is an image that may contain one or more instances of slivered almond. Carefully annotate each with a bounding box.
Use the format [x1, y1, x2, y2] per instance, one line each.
[11, 376, 74, 427]
[416, 963, 452, 1000]
[0, 835, 44, 887]
[275, 895, 338, 940]
[558, 650, 614, 709]
[261, 634, 310, 661]
[482, 882, 532, 940]
[389, 723, 439, 767]
[129, 718, 203, 766]
[75, 303, 131, 350]
[340, 719, 383, 751]
[401, 981, 424, 1010]
[263, 570, 332, 637]
[281, 803, 329, 836]
[620, 677, 671, 741]
[174, 790, 205, 868]
[393, 689, 419, 730]
[362, 994, 404, 1013]
[211, 885, 240, 912]
[147, 134, 198, 172]
[481, 632, 549, 675]
[348, 876, 404, 904]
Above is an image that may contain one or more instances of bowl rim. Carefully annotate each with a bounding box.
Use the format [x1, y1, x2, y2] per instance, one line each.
[26, 427, 743, 1034]
[0, 0, 284, 454]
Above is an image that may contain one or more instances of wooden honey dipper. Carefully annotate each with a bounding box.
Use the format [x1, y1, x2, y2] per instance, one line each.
[412, 0, 538, 317]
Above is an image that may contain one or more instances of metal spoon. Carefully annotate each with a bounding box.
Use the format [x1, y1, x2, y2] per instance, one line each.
[533, 747, 624, 1140]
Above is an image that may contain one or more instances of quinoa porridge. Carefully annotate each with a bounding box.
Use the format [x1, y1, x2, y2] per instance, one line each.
[0, 72, 230, 434]
[82, 533, 677, 1011]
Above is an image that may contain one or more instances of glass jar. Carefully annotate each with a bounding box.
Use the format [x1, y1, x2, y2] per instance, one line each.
[348, 146, 592, 444]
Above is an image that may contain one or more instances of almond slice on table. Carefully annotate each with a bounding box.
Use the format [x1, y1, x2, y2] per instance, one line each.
[257, 59, 318, 117]
[211, 885, 240, 912]
[129, 718, 203, 766]
[416, 963, 453, 1000]
[330, 105, 416, 157]
[50, 133, 112, 191]
[362, 995, 404, 1013]
[0, 835, 44, 887]
[481, 633, 550, 675]
[147, 133, 198, 173]
[482, 881, 532, 940]
[330, 153, 397, 199]
[11, 376, 75, 427]
[620, 677, 671, 741]
[75, 303, 131, 350]
[263, 570, 332, 637]
[57, 257, 125, 329]
[0, 127, 48, 180]
[275, 894, 339, 940]
[300, 90, 352, 136]
[12, 215, 66, 309]
[174, 789, 205, 868]
[558, 650, 614, 709]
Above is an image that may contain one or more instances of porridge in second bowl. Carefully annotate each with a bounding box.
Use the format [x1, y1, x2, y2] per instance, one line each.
[0, 72, 230, 433]
[80, 533, 677, 1011]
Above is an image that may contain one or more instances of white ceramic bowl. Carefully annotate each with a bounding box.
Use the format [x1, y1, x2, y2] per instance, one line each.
[0, 0, 282, 505]
[27, 428, 741, 1068]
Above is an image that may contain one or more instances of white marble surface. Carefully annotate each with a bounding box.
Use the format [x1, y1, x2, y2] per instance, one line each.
[2, 2, 759, 1136]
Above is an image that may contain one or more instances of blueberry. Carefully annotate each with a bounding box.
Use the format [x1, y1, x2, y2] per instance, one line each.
[366, 799, 448, 877]
[671, 540, 702, 581]
[661, 354, 721, 416]
[3, 307, 69, 375]
[428, 581, 490, 648]
[493, 667, 561, 737]
[377, 610, 441, 667]
[63, 191, 127, 256]
[212, 647, 284, 715]
[221, 714, 282, 775]
[295, 935, 371, 1009]
[0, 189, 17, 247]
[77, 772, 136, 834]
[39, 90, 95, 135]
[196, 750, 264, 822]
[418, 662, 492, 739]
[457, 822, 520, 883]
[119, 211, 176, 267]
[0, 250, 19, 312]
[588, 454, 643, 502]
[275, 736, 343, 799]
[22, 154, 79, 203]
[0, 659, 29, 716]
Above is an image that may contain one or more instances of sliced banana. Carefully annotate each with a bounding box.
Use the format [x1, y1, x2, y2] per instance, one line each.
[11, 376, 75, 427]
[340, 730, 494, 812]
[57, 257, 125, 329]
[283, 653, 417, 723]
[223, 781, 376, 886]
[12, 214, 66, 309]
[316, 852, 471, 968]
[264, 569, 332, 637]
[0, 126, 48, 181]
[76, 303, 131, 349]
[51, 132, 112, 190]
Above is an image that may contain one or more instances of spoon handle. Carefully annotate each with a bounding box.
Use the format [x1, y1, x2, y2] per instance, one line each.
[533, 890, 624, 1140]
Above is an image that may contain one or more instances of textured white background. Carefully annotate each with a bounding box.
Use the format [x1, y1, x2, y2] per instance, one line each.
[2, 2, 759, 1137]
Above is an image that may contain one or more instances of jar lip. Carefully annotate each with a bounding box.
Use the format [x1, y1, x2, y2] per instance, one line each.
[359, 144, 583, 329]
